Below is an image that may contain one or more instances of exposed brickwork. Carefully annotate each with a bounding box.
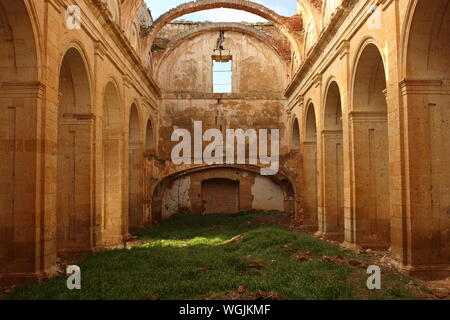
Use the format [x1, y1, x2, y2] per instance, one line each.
[142, 0, 305, 60]
[152, 22, 292, 62]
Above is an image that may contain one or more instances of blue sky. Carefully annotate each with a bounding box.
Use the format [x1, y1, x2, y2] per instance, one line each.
[145, 0, 297, 22]
[213, 61, 232, 93]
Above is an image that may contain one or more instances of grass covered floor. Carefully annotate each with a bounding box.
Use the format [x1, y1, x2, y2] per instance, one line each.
[5, 211, 427, 300]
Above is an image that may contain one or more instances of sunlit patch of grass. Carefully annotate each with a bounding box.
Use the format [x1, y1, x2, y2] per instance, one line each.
[4, 211, 428, 300]
[140, 236, 227, 248]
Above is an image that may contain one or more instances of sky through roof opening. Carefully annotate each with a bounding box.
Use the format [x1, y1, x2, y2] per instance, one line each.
[145, 0, 297, 22]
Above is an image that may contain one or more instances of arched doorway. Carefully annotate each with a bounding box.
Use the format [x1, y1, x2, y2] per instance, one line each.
[57, 48, 92, 254]
[303, 103, 318, 231]
[320, 81, 344, 240]
[128, 104, 143, 231]
[351, 43, 390, 249]
[102, 82, 123, 246]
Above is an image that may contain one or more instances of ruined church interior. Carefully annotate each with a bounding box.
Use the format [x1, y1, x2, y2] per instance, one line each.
[0, 0, 449, 301]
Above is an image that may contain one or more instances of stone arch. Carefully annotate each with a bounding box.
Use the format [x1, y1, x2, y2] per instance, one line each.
[57, 47, 92, 114]
[155, 23, 291, 72]
[302, 102, 318, 231]
[0, 0, 40, 268]
[280, 179, 296, 216]
[402, 0, 450, 79]
[350, 41, 390, 248]
[101, 81, 124, 246]
[352, 40, 387, 113]
[323, 79, 343, 131]
[56, 47, 93, 255]
[57, 40, 93, 96]
[145, 0, 304, 61]
[151, 164, 296, 224]
[305, 101, 317, 141]
[128, 103, 143, 231]
[320, 80, 344, 240]
[156, 28, 287, 93]
[398, 0, 450, 272]
[291, 117, 300, 151]
[0, 0, 38, 82]
[103, 80, 123, 132]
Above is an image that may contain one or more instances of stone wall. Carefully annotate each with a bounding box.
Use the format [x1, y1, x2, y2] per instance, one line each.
[0, 0, 159, 285]
[1, 0, 449, 285]
[285, 0, 450, 279]
[161, 168, 287, 219]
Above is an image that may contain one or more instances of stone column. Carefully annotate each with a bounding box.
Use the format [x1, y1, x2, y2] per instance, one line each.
[319, 130, 344, 240]
[395, 79, 450, 279]
[348, 111, 390, 249]
[0, 81, 53, 285]
[302, 140, 318, 231]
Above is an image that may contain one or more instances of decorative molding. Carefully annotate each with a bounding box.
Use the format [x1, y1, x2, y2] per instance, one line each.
[321, 129, 343, 135]
[380, 0, 394, 11]
[94, 41, 107, 60]
[337, 39, 350, 60]
[47, 0, 64, 13]
[399, 79, 449, 96]
[0, 81, 46, 99]
[123, 74, 132, 89]
[73, 113, 96, 120]
[313, 73, 322, 88]
[349, 111, 388, 123]
[61, 113, 96, 122]
[288, 95, 304, 114]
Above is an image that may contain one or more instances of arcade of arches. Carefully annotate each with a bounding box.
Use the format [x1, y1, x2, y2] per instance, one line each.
[0, 0, 449, 285]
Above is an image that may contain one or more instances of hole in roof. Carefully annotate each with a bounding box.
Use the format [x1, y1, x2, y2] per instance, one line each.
[146, 0, 297, 22]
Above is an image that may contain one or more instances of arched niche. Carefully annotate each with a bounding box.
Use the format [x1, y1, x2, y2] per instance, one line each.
[351, 42, 390, 248]
[128, 104, 143, 231]
[320, 81, 344, 240]
[101, 82, 124, 245]
[56, 47, 93, 254]
[303, 103, 318, 231]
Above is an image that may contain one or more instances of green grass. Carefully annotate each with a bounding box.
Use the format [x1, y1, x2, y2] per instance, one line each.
[5, 211, 427, 300]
